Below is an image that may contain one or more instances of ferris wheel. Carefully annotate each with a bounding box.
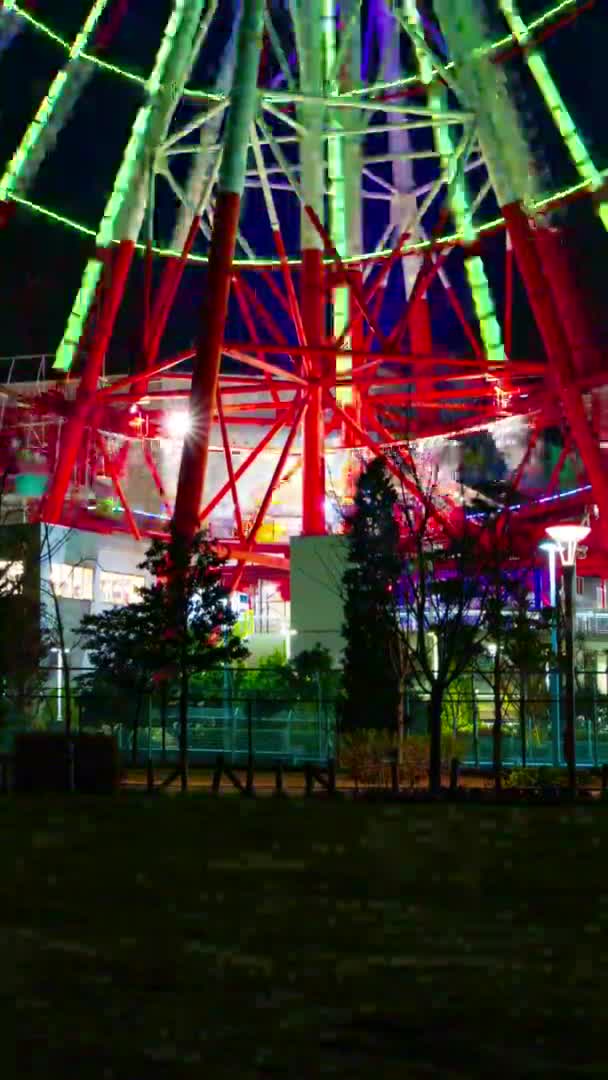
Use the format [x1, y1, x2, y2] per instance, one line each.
[0, 0, 606, 578]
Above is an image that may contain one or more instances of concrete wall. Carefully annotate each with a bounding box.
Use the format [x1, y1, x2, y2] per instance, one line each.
[289, 535, 348, 665]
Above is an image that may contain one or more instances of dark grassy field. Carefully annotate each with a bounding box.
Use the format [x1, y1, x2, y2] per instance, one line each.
[5, 795, 608, 1078]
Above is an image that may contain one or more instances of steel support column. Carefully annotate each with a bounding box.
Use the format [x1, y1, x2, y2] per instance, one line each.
[172, 0, 265, 541]
[296, 0, 326, 536]
[301, 249, 326, 535]
[41, 238, 135, 522]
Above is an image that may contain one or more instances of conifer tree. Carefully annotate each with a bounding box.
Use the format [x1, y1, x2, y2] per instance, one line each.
[80, 528, 247, 788]
[342, 458, 404, 736]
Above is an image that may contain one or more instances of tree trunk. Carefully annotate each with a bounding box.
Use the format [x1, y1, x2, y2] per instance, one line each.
[160, 682, 168, 763]
[519, 670, 527, 768]
[131, 695, 142, 767]
[396, 679, 405, 766]
[493, 651, 502, 792]
[63, 650, 72, 738]
[428, 683, 443, 794]
[178, 666, 189, 792]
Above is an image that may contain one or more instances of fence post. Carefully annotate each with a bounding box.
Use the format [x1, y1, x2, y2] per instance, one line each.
[67, 737, 75, 793]
[449, 757, 460, 795]
[246, 698, 254, 795]
[472, 693, 480, 769]
[592, 680, 599, 767]
[285, 703, 291, 762]
[146, 694, 153, 792]
[317, 673, 322, 763]
[231, 692, 238, 763]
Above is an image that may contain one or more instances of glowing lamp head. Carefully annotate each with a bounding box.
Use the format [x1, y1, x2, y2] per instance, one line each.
[165, 411, 192, 440]
[545, 524, 590, 567]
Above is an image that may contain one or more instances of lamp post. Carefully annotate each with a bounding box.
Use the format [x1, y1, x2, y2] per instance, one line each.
[50, 646, 70, 730]
[545, 524, 590, 793]
[539, 540, 561, 767]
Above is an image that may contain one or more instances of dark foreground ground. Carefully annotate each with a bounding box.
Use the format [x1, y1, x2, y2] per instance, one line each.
[5, 795, 608, 1078]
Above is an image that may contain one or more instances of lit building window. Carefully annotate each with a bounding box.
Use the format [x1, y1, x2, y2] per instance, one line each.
[99, 572, 145, 606]
[49, 564, 94, 601]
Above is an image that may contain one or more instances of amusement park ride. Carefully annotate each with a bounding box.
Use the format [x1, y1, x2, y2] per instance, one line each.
[0, 0, 607, 590]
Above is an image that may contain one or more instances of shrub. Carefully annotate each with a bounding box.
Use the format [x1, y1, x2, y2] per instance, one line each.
[14, 732, 120, 793]
[15, 733, 72, 793]
[74, 733, 120, 794]
[400, 735, 429, 788]
[440, 733, 465, 770]
[338, 729, 396, 790]
[504, 766, 569, 789]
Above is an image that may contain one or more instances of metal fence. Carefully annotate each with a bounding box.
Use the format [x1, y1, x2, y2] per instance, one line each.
[0, 683, 337, 768]
[96, 695, 336, 767]
[4, 667, 608, 771]
[406, 670, 608, 768]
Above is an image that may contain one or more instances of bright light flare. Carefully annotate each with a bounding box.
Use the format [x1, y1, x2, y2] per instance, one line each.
[165, 411, 192, 440]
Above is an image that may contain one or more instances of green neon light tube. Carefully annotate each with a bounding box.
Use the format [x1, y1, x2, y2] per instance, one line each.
[9, 0, 584, 98]
[498, 0, 608, 232]
[321, 0, 352, 401]
[10, 171, 607, 271]
[404, 1, 504, 362]
[0, 0, 111, 203]
[53, 0, 194, 372]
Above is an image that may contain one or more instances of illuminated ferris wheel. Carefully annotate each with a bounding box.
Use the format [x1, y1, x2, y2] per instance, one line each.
[0, 0, 606, 580]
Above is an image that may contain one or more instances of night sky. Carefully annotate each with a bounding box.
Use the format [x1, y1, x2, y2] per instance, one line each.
[0, 0, 607, 373]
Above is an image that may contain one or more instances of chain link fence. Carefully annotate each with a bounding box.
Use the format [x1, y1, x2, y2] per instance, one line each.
[0, 667, 339, 767]
[4, 668, 608, 771]
[405, 670, 608, 768]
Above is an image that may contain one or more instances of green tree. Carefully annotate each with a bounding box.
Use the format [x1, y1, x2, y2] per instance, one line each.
[78, 602, 157, 763]
[79, 528, 248, 788]
[342, 458, 405, 743]
[390, 460, 491, 793]
[289, 643, 337, 697]
[0, 523, 48, 728]
[479, 584, 555, 778]
[477, 519, 555, 787]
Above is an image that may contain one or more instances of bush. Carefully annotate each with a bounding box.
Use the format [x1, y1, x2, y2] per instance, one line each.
[74, 733, 120, 794]
[15, 733, 72, 793]
[14, 732, 120, 793]
[339, 730, 465, 790]
[338, 729, 396, 789]
[441, 733, 465, 770]
[400, 735, 429, 788]
[504, 766, 570, 789]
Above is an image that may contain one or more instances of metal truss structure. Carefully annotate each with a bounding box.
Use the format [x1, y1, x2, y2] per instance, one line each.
[0, 0, 607, 584]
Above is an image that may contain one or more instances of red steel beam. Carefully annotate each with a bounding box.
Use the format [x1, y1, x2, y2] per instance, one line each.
[503, 201, 608, 521]
[199, 401, 300, 523]
[301, 248, 326, 535]
[41, 238, 136, 522]
[230, 396, 307, 591]
[216, 388, 245, 541]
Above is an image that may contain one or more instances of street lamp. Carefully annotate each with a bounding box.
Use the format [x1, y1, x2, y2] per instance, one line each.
[545, 523, 590, 792]
[50, 647, 71, 730]
[539, 539, 561, 767]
